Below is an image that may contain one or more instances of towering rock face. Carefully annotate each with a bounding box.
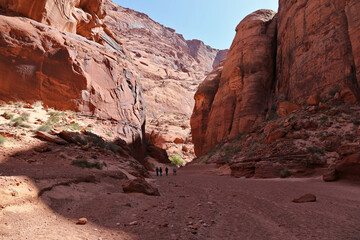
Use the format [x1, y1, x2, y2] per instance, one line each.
[276, 0, 360, 104]
[104, 1, 228, 160]
[0, 0, 105, 40]
[0, 0, 146, 160]
[192, 1, 360, 157]
[191, 10, 277, 156]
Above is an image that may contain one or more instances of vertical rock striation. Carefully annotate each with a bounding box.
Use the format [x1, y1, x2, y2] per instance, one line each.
[191, 10, 277, 156]
[192, 1, 360, 157]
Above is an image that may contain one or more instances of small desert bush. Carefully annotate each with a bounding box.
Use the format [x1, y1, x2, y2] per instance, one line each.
[280, 169, 292, 178]
[247, 151, 255, 158]
[170, 156, 184, 166]
[0, 135, 5, 145]
[307, 146, 325, 155]
[11, 112, 31, 128]
[71, 159, 107, 170]
[2, 112, 14, 120]
[70, 123, 82, 131]
[32, 101, 43, 107]
[37, 124, 53, 132]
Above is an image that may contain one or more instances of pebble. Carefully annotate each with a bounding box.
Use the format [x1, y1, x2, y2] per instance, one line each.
[77, 218, 87, 225]
[129, 221, 138, 226]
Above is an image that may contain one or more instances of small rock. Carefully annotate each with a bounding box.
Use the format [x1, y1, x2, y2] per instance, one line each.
[292, 194, 316, 203]
[34, 144, 51, 153]
[308, 106, 317, 112]
[11, 190, 18, 197]
[306, 94, 320, 106]
[129, 221, 138, 226]
[77, 218, 87, 225]
[159, 223, 168, 228]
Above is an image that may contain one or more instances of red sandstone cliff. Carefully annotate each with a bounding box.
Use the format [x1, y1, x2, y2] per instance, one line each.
[0, 0, 146, 160]
[192, 1, 360, 157]
[104, 1, 228, 161]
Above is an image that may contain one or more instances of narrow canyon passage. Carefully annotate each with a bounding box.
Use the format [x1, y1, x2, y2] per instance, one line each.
[1, 160, 360, 239]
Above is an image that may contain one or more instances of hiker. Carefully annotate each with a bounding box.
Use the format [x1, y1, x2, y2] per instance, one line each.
[156, 167, 159, 176]
[173, 166, 177, 175]
[165, 167, 169, 176]
[160, 167, 163, 176]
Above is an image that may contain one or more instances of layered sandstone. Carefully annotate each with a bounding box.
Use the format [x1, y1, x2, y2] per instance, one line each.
[276, 0, 360, 104]
[0, 1, 146, 160]
[191, 10, 277, 156]
[0, 0, 105, 40]
[104, 1, 227, 160]
[192, 1, 360, 158]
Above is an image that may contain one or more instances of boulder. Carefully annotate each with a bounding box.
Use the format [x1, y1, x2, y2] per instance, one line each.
[230, 162, 255, 178]
[336, 153, 360, 180]
[122, 178, 160, 196]
[306, 94, 321, 106]
[266, 129, 287, 144]
[292, 194, 316, 203]
[323, 168, 337, 182]
[147, 144, 170, 164]
[277, 102, 300, 117]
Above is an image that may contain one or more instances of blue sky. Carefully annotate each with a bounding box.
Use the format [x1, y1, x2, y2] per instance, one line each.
[113, 0, 279, 50]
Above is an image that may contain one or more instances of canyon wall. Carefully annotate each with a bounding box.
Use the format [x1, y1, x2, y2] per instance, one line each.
[104, 0, 228, 160]
[192, 1, 360, 157]
[0, 0, 146, 160]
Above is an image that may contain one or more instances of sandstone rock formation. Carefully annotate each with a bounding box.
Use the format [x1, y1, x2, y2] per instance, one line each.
[192, 1, 360, 158]
[122, 178, 160, 196]
[104, 0, 228, 161]
[0, 0, 106, 41]
[0, 1, 146, 161]
[276, 0, 360, 104]
[191, 10, 277, 156]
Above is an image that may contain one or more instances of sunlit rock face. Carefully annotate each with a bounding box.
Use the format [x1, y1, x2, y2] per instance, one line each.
[192, 0, 360, 157]
[276, 0, 360, 105]
[191, 9, 277, 156]
[0, 0, 146, 161]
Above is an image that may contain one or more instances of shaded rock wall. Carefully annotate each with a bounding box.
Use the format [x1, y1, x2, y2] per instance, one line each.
[192, 1, 360, 157]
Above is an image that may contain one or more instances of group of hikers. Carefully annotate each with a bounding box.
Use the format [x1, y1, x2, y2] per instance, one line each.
[155, 166, 177, 176]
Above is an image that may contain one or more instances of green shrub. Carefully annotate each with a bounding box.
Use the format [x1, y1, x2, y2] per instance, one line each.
[70, 123, 82, 131]
[71, 159, 106, 170]
[307, 146, 325, 155]
[37, 124, 53, 132]
[0, 135, 5, 145]
[11, 112, 31, 128]
[169, 156, 184, 166]
[247, 151, 255, 158]
[280, 169, 291, 178]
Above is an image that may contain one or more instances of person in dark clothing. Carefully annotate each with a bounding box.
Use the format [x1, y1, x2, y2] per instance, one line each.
[159, 167, 163, 176]
[165, 167, 169, 176]
[156, 167, 159, 176]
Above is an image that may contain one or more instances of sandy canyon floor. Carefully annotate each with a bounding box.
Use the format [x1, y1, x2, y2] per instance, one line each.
[0, 161, 359, 240]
